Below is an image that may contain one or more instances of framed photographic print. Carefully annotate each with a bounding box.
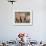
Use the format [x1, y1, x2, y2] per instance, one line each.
[13, 9, 32, 26]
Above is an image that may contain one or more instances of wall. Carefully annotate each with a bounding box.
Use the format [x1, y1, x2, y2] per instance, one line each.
[0, 0, 46, 42]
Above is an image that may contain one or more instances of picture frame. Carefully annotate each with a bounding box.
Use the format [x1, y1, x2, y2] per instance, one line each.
[13, 9, 32, 26]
